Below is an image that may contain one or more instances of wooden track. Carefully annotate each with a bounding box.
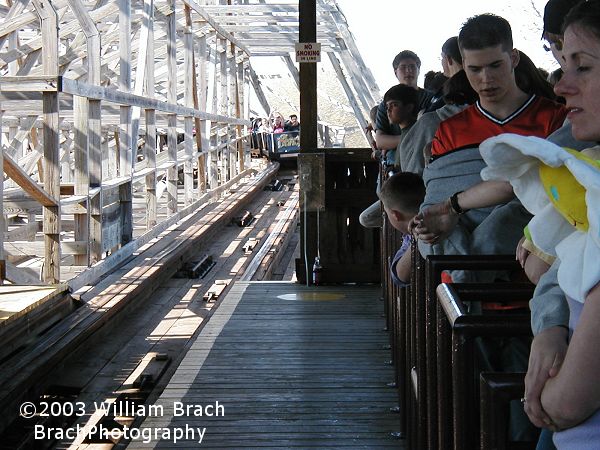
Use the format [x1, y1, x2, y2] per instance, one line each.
[0, 166, 277, 436]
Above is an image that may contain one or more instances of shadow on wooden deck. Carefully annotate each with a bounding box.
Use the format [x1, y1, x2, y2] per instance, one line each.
[130, 281, 404, 449]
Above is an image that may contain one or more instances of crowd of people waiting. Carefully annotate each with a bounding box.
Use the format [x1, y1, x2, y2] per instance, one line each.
[363, 0, 600, 448]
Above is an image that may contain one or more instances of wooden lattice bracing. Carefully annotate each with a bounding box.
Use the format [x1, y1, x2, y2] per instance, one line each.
[0, 0, 379, 285]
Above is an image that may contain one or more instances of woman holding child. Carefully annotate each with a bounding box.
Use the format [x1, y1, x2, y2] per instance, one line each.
[478, 1, 600, 447]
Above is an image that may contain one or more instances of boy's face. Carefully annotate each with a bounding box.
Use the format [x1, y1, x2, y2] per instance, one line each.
[383, 204, 412, 233]
[386, 99, 414, 126]
[462, 44, 519, 106]
[394, 58, 419, 87]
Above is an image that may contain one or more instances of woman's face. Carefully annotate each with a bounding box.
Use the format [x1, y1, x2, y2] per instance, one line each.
[554, 25, 600, 142]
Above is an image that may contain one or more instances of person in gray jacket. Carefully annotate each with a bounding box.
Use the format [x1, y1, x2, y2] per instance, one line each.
[396, 69, 477, 174]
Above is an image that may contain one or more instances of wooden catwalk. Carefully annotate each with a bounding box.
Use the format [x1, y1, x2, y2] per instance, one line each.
[130, 281, 402, 448]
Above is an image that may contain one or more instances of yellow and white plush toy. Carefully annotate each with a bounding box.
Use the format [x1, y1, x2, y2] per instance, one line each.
[479, 134, 600, 303]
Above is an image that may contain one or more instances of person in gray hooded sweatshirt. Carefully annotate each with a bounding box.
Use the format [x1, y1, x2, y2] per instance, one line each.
[396, 69, 477, 174]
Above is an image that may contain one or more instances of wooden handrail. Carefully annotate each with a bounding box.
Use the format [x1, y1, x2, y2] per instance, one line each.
[437, 282, 533, 450]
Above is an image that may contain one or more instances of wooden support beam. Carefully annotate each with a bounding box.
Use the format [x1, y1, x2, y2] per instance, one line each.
[166, 0, 177, 216]
[0, 108, 4, 284]
[322, 0, 381, 101]
[23, 139, 60, 198]
[145, 109, 157, 230]
[31, 0, 61, 284]
[16, 49, 42, 76]
[0, 6, 51, 48]
[328, 52, 368, 132]
[335, 43, 376, 112]
[42, 92, 61, 282]
[119, 180, 132, 246]
[2, 149, 59, 208]
[0, 0, 32, 50]
[88, 101, 102, 262]
[3, 115, 38, 159]
[282, 55, 300, 90]
[6, 124, 18, 190]
[207, 39, 217, 189]
[299, 0, 318, 153]
[236, 50, 245, 172]
[299, 0, 318, 286]
[4, 261, 43, 285]
[130, 0, 153, 154]
[55, 78, 249, 126]
[248, 64, 270, 116]
[183, 8, 194, 206]
[228, 43, 237, 181]
[144, 0, 157, 231]
[182, 0, 251, 57]
[0, 76, 60, 92]
[119, 0, 132, 178]
[118, 0, 133, 247]
[64, 0, 101, 265]
[243, 60, 251, 168]
[0, 3, 117, 68]
[71, 0, 102, 263]
[219, 38, 228, 184]
[73, 96, 89, 265]
[4, 240, 87, 256]
[195, 34, 207, 193]
[4, 220, 40, 240]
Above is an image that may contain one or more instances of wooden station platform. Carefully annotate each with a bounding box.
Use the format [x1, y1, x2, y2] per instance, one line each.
[0, 285, 66, 322]
[131, 281, 402, 449]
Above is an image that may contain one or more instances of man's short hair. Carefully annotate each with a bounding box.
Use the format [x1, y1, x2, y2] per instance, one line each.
[378, 172, 425, 214]
[383, 84, 418, 108]
[290, 114, 298, 119]
[458, 14, 513, 53]
[392, 50, 421, 71]
[442, 36, 462, 65]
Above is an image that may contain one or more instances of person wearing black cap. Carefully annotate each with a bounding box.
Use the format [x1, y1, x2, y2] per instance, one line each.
[542, 0, 582, 62]
[537, 0, 589, 153]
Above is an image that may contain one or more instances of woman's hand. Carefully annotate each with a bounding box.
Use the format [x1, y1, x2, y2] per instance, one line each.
[524, 326, 568, 429]
[541, 282, 600, 429]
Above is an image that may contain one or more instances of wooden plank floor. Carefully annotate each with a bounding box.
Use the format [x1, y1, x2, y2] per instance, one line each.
[131, 282, 402, 449]
[0, 285, 67, 322]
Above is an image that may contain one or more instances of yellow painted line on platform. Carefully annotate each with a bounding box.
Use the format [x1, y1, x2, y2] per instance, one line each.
[277, 292, 345, 301]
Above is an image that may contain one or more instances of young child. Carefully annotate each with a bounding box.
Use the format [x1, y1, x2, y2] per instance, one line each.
[377, 172, 425, 286]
